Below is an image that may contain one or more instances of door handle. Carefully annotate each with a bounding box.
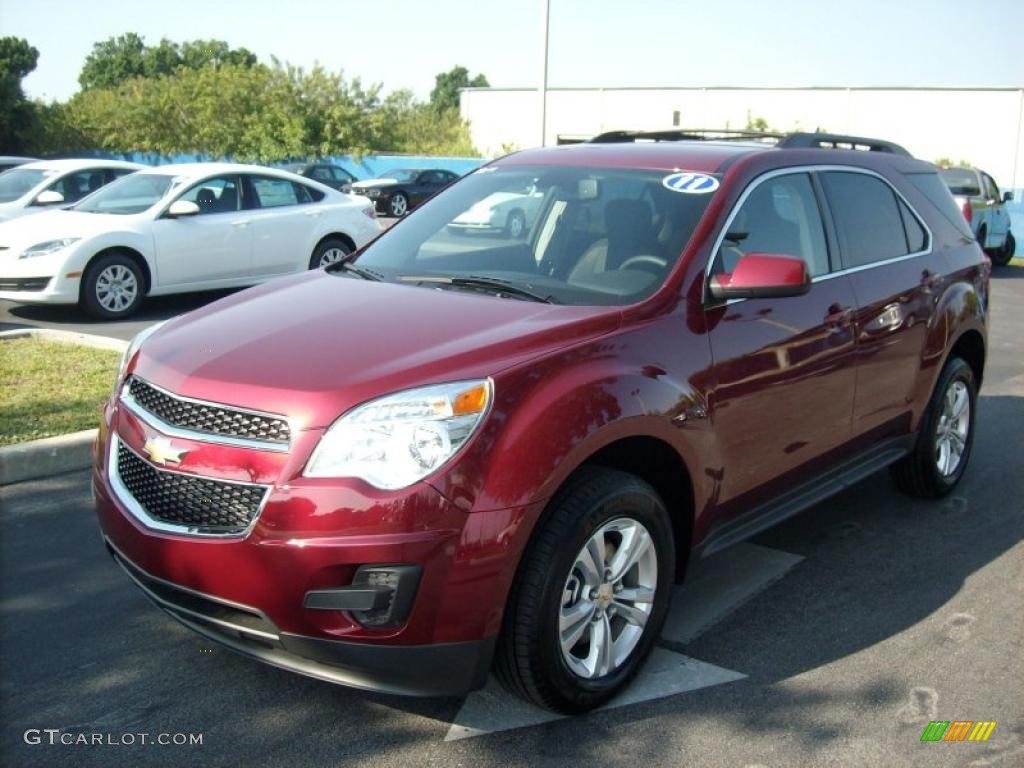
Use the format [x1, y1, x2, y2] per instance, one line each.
[823, 304, 853, 328]
[231, 219, 250, 228]
[304, 209, 322, 217]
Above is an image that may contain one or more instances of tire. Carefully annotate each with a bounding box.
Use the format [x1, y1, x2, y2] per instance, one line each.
[309, 237, 352, 270]
[505, 209, 526, 239]
[990, 231, 1015, 267]
[977, 225, 987, 253]
[891, 356, 977, 498]
[388, 192, 409, 217]
[495, 467, 675, 713]
[80, 252, 145, 319]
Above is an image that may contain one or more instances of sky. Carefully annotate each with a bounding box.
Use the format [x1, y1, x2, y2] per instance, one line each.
[2, 0, 1022, 103]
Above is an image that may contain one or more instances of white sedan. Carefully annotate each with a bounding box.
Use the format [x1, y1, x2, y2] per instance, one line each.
[0, 162, 382, 318]
[0, 158, 144, 223]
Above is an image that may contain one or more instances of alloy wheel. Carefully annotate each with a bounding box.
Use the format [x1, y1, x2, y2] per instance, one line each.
[559, 517, 658, 679]
[95, 264, 139, 313]
[318, 247, 349, 268]
[934, 379, 970, 477]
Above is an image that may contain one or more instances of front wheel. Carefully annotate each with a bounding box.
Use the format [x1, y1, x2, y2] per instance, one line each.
[891, 356, 977, 497]
[505, 209, 526, 238]
[80, 253, 144, 319]
[495, 467, 674, 713]
[388, 192, 409, 217]
[990, 231, 1015, 267]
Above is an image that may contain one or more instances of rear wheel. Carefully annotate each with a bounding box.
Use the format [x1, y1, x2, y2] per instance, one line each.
[505, 209, 526, 238]
[80, 252, 144, 319]
[990, 230, 1015, 267]
[891, 356, 977, 497]
[388, 192, 409, 217]
[309, 238, 352, 269]
[495, 467, 674, 713]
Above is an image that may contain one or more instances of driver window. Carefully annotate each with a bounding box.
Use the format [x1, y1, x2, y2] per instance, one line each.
[178, 176, 240, 215]
[714, 173, 829, 278]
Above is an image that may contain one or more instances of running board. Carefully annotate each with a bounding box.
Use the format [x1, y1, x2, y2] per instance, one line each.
[698, 435, 915, 558]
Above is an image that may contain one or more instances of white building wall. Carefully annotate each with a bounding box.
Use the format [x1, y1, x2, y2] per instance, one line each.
[461, 87, 1024, 190]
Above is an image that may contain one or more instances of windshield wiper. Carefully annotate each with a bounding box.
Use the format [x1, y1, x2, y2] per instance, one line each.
[398, 274, 558, 304]
[330, 260, 383, 281]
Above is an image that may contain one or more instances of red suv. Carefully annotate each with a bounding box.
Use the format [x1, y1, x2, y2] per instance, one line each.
[94, 131, 988, 713]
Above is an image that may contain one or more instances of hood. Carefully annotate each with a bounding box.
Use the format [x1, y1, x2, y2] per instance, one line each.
[133, 271, 620, 430]
[0, 209, 142, 252]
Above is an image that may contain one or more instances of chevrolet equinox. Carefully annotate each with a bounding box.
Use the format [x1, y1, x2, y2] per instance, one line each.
[94, 131, 989, 713]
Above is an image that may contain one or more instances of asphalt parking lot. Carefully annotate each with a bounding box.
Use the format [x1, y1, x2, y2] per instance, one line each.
[1, 265, 1022, 768]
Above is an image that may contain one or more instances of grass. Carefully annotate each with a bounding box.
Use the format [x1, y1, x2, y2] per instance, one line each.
[0, 338, 120, 446]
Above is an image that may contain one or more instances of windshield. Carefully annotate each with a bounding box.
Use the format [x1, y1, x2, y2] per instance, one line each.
[940, 168, 981, 196]
[350, 165, 719, 306]
[74, 172, 177, 214]
[376, 169, 419, 182]
[0, 169, 51, 203]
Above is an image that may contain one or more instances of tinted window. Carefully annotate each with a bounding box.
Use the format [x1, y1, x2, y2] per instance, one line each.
[179, 176, 241, 214]
[898, 198, 927, 252]
[906, 171, 974, 239]
[713, 173, 829, 277]
[310, 166, 333, 182]
[983, 174, 1001, 201]
[822, 172, 909, 268]
[330, 166, 355, 182]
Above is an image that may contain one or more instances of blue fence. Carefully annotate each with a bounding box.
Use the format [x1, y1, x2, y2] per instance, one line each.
[44, 150, 485, 180]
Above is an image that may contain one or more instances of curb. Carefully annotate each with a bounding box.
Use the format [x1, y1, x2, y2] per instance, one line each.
[0, 429, 99, 486]
[1, 329, 126, 485]
[0, 327, 129, 352]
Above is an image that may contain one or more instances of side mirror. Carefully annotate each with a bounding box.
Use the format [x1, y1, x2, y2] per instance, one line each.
[1004, 191, 1014, 203]
[34, 189, 65, 206]
[166, 200, 200, 218]
[708, 253, 811, 301]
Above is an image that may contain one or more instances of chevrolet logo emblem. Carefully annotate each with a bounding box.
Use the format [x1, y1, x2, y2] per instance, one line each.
[143, 436, 188, 465]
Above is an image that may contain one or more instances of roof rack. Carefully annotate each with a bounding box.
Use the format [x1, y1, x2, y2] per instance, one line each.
[587, 128, 912, 157]
[589, 128, 785, 144]
[777, 132, 911, 157]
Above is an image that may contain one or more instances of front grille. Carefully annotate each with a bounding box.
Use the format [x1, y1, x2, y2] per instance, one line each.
[0, 276, 50, 291]
[117, 441, 267, 533]
[127, 377, 291, 445]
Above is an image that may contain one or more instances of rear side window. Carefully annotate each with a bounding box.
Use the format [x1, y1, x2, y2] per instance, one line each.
[250, 176, 322, 207]
[905, 171, 974, 239]
[898, 199, 927, 252]
[821, 172, 916, 268]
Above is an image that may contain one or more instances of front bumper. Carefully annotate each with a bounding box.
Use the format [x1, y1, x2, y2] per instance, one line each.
[93, 395, 536, 697]
[105, 538, 494, 696]
[0, 274, 78, 304]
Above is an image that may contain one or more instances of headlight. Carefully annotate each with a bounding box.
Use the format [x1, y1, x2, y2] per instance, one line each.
[304, 379, 492, 489]
[20, 238, 81, 259]
[115, 320, 169, 387]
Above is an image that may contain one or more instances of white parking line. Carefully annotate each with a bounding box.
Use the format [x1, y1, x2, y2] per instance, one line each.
[444, 542, 804, 741]
[444, 649, 745, 741]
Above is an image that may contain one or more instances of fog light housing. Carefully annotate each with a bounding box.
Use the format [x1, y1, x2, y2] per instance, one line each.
[304, 564, 422, 629]
[351, 564, 421, 627]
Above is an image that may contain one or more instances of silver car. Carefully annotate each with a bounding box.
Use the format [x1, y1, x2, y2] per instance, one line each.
[940, 166, 1015, 265]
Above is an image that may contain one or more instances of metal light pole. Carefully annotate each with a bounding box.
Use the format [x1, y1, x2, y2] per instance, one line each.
[539, 0, 550, 147]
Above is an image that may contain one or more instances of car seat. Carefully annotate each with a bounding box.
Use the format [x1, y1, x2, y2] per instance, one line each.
[569, 199, 658, 282]
[195, 188, 217, 214]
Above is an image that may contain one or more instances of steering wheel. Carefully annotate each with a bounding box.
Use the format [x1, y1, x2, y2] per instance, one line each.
[618, 254, 668, 272]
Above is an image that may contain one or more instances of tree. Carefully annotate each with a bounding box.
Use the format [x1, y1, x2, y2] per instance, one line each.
[78, 33, 147, 90]
[0, 36, 40, 152]
[429, 66, 488, 112]
[78, 33, 257, 90]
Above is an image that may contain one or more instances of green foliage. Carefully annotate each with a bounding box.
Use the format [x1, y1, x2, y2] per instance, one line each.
[0, 36, 40, 152]
[35, 59, 480, 162]
[78, 33, 257, 90]
[429, 65, 489, 112]
[934, 156, 972, 168]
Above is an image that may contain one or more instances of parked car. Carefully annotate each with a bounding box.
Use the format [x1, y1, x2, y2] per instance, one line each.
[940, 166, 1015, 265]
[276, 161, 358, 191]
[95, 131, 987, 714]
[0, 158, 144, 223]
[0, 156, 38, 173]
[0, 163, 381, 318]
[344, 168, 459, 217]
[447, 179, 545, 237]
